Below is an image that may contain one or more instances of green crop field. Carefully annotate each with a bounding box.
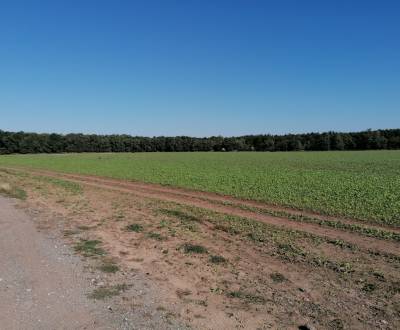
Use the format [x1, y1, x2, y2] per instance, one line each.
[0, 151, 399, 225]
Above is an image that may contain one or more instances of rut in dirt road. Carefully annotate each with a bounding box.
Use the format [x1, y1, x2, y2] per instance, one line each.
[6, 167, 400, 257]
[5, 166, 399, 234]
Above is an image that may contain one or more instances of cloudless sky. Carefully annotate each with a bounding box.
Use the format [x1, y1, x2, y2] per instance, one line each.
[1, 0, 399, 136]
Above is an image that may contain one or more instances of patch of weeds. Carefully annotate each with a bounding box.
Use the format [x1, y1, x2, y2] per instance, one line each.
[214, 224, 240, 235]
[165, 203, 320, 249]
[228, 291, 242, 298]
[209, 255, 227, 264]
[159, 208, 200, 232]
[126, 223, 144, 232]
[254, 207, 400, 242]
[228, 291, 266, 304]
[168, 228, 177, 237]
[362, 283, 376, 293]
[330, 261, 353, 273]
[36, 176, 82, 194]
[98, 260, 119, 273]
[248, 232, 268, 243]
[312, 257, 353, 274]
[158, 219, 170, 228]
[74, 240, 105, 257]
[214, 199, 400, 242]
[210, 287, 224, 294]
[183, 243, 208, 254]
[270, 272, 286, 283]
[147, 232, 165, 240]
[368, 249, 400, 265]
[327, 239, 356, 250]
[88, 284, 130, 300]
[0, 183, 27, 200]
[11, 187, 27, 199]
[276, 243, 306, 261]
[159, 208, 202, 223]
[157, 202, 359, 271]
[183, 222, 199, 232]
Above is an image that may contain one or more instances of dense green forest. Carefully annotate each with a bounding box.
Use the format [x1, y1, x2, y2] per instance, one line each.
[0, 129, 399, 154]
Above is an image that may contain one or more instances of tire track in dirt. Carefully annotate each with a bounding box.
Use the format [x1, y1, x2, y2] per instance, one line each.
[3, 168, 400, 255]
[3, 166, 400, 256]
[4, 166, 399, 234]
[76, 174, 400, 234]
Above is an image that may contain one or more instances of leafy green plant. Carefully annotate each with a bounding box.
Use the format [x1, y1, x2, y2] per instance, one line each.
[126, 223, 144, 232]
[183, 243, 208, 254]
[209, 255, 227, 264]
[147, 232, 165, 240]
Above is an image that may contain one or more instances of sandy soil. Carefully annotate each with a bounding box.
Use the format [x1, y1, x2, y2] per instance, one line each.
[0, 167, 399, 329]
[0, 196, 187, 330]
[0, 196, 124, 329]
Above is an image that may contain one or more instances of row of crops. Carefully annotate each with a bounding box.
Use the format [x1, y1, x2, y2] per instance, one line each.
[0, 150, 399, 225]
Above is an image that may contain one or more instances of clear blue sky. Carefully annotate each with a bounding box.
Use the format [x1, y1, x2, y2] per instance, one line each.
[1, 0, 399, 136]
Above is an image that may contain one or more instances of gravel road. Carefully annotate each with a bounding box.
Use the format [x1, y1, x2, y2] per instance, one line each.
[0, 196, 131, 330]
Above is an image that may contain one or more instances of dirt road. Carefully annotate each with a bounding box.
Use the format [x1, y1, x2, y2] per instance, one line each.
[0, 196, 126, 329]
[7, 167, 399, 256]
[0, 196, 186, 330]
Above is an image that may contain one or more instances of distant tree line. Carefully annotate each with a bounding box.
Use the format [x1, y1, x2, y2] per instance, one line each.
[0, 129, 399, 154]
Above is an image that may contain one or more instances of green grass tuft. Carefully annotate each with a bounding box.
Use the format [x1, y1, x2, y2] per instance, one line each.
[183, 243, 208, 254]
[147, 232, 165, 240]
[126, 223, 144, 232]
[74, 240, 105, 257]
[88, 284, 130, 300]
[98, 261, 119, 273]
[209, 255, 227, 264]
